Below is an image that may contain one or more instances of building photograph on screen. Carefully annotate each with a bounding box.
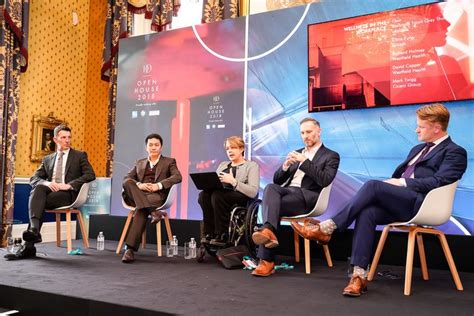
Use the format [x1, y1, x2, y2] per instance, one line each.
[308, 1, 474, 112]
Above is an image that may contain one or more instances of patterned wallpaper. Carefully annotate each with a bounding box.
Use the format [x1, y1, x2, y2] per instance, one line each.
[17, 0, 108, 177]
[84, 2, 109, 177]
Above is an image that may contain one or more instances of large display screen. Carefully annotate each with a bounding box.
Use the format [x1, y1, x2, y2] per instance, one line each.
[308, 2, 474, 112]
[112, 19, 246, 219]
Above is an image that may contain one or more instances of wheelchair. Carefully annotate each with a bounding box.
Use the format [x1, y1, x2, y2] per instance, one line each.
[197, 199, 261, 262]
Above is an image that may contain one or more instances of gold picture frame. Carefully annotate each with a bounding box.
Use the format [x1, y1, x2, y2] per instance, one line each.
[30, 113, 67, 162]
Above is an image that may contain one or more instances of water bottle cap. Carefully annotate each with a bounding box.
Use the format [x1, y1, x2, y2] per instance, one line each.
[173, 235, 176, 238]
[99, 231, 103, 234]
[191, 238, 195, 241]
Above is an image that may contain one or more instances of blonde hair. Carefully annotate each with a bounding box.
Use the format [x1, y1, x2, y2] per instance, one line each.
[224, 136, 245, 149]
[416, 103, 450, 131]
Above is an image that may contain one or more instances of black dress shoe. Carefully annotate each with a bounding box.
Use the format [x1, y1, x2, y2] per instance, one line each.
[22, 228, 42, 243]
[121, 249, 135, 263]
[4, 245, 36, 260]
[210, 233, 229, 247]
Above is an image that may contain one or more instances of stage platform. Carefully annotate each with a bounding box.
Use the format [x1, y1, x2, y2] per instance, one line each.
[0, 240, 473, 316]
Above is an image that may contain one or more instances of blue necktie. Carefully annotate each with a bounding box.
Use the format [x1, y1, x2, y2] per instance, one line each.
[402, 142, 435, 178]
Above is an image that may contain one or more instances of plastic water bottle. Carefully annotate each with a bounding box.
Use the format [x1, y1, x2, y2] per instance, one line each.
[6, 237, 14, 254]
[189, 238, 197, 259]
[13, 238, 22, 253]
[347, 257, 352, 278]
[172, 235, 178, 255]
[97, 232, 105, 251]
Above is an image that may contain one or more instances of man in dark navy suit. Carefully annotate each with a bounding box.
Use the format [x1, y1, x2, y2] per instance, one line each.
[293, 103, 467, 297]
[251, 117, 340, 276]
[5, 125, 96, 260]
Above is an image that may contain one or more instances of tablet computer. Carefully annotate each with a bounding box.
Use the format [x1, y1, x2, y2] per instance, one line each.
[189, 172, 225, 191]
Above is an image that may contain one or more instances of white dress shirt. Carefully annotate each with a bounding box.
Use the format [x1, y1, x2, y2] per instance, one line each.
[288, 144, 322, 188]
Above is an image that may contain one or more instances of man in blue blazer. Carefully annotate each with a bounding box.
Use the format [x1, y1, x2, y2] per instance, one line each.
[251, 117, 340, 276]
[293, 103, 467, 297]
[5, 125, 96, 260]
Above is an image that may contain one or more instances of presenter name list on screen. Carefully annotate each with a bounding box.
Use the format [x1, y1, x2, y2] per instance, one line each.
[308, 1, 473, 111]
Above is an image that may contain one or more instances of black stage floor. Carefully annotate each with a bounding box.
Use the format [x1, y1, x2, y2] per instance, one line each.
[0, 240, 473, 316]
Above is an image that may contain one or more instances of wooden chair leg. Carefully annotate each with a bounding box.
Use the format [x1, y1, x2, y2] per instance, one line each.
[75, 211, 89, 248]
[294, 229, 300, 263]
[116, 210, 134, 254]
[368, 225, 391, 281]
[416, 233, 429, 280]
[157, 221, 162, 257]
[55, 213, 61, 247]
[322, 244, 333, 267]
[66, 210, 73, 253]
[141, 229, 147, 249]
[437, 231, 463, 291]
[164, 216, 173, 242]
[404, 228, 417, 296]
[304, 238, 311, 274]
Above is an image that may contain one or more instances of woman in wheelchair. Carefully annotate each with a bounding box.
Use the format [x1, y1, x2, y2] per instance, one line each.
[198, 136, 259, 247]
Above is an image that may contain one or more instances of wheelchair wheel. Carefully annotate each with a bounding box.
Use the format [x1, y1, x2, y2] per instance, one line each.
[228, 205, 249, 247]
[244, 199, 262, 257]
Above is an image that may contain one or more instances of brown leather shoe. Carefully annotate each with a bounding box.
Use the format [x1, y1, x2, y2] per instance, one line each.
[121, 249, 135, 263]
[342, 275, 368, 297]
[150, 210, 166, 224]
[252, 228, 279, 248]
[291, 219, 331, 244]
[251, 259, 275, 277]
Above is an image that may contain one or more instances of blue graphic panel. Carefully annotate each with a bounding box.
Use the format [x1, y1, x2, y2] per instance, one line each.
[246, 0, 473, 235]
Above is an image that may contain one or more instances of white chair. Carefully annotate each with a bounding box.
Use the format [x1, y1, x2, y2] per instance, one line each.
[281, 182, 334, 274]
[367, 181, 463, 295]
[115, 184, 177, 256]
[45, 182, 90, 253]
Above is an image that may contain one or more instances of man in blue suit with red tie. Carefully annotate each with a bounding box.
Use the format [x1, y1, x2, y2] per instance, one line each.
[292, 103, 467, 297]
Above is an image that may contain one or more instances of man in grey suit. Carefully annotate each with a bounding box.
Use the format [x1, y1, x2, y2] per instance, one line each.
[251, 117, 340, 276]
[121, 133, 182, 263]
[5, 125, 96, 260]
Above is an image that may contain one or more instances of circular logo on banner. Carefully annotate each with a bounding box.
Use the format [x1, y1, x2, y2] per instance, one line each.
[143, 64, 153, 74]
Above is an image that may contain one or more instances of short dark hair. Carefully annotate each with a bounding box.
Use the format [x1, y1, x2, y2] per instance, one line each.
[54, 125, 71, 137]
[145, 133, 163, 146]
[299, 117, 320, 127]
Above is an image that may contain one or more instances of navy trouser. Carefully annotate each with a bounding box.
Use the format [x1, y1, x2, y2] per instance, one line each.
[332, 180, 420, 268]
[258, 184, 310, 262]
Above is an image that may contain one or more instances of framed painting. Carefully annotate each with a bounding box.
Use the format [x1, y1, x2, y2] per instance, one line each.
[30, 113, 66, 162]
